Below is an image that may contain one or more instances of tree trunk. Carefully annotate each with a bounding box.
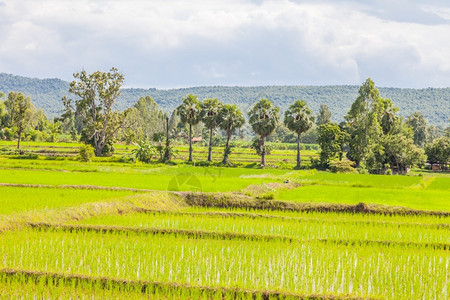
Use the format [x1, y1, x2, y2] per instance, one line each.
[296, 132, 301, 168]
[208, 127, 213, 162]
[261, 136, 265, 167]
[163, 116, 170, 162]
[188, 123, 193, 162]
[95, 145, 103, 157]
[223, 133, 231, 164]
[17, 130, 22, 149]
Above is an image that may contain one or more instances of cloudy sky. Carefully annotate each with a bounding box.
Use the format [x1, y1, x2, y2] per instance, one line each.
[1, 0, 450, 88]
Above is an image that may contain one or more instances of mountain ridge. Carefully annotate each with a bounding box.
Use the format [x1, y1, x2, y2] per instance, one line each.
[0, 73, 448, 126]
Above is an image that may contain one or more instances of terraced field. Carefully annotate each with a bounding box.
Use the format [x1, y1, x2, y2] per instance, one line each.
[0, 140, 319, 166]
[0, 141, 448, 299]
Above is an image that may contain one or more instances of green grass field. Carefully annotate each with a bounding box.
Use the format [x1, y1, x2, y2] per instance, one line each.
[0, 141, 448, 299]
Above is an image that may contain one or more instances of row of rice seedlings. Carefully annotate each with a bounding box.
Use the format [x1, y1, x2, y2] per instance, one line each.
[0, 186, 139, 215]
[0, 269, 345, 300]
[0, 229, 448, 299]
[73, 212, 450, 244]
[28, 222, 450, 251]
[148, 207, 450, 226]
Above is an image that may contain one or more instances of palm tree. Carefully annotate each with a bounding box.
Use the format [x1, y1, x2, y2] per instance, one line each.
[284, 100, 314, 168]
[176, 94, 202, 162]
[201, 98, 222, 162]
[248, 98, 279, 166]
[218, 104, 245, 164]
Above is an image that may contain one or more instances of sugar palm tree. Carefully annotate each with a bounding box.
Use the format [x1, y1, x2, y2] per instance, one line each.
[176, 94, 202, 162]
[284, 100, 314, 168]
[218, 104, 245, 164]
[201, 98, 222, 162]
[248, 98, 279, 166]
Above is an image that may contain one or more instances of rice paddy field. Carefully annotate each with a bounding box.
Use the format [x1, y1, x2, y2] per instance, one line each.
[0, 140, 449, 299]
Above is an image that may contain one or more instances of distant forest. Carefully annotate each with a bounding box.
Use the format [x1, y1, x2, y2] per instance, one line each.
[0, 73, 448, 126]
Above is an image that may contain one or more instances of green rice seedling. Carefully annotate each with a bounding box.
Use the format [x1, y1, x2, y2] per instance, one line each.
[0, 229, 447, 299]
[277, 185, 450, 211]
[73, 211, 450, 244]
[0, 186, 140, 215]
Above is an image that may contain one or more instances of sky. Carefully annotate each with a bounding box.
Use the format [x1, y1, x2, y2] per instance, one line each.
[1, 0, 450, 88]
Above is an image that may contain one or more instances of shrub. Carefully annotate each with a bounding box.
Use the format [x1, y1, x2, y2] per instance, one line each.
[132, 140, 155, 163]
[79, 144, 95, 162]
[2, 127, 15, 141]
[329, 160, 358, 174]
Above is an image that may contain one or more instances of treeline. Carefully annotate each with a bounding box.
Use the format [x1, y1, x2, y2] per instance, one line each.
[1, 73, 449, 127]
[0, 92, 62, 148]
[0, 68, 449, 174]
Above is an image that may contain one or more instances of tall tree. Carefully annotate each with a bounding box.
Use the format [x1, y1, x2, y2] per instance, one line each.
[5, 91, 34, 149]
[284, 100, 314, 168]
[218, 104, 244, 164]
[316, 104, 332, 126]
[0, 92, 6, 128]
[425, 137, 450, 169]
[406, 112, 428, 147]
[426, 125, 441, 143]
[248, 98, 280, 166]
[318, 122, 347, 167]
[62, 68, 132, 156]
[344, 78, 383, 167]
[380, 133, 426, 173]
[176, 94, 202, 162]
[201, 98, 222, 162]
[133, 96, 165, 139]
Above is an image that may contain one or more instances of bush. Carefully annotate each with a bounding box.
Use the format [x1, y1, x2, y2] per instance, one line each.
[27, 130, 43, 142]
[278, 160, 293, 170]
[132, 140, 155, 163]
[2, 127, 15, 141]
[329, 160, 358, 174]
[79, 144, 95, 162]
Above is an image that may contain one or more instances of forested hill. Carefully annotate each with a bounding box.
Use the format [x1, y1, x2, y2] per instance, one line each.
[0, 73, 448, 126]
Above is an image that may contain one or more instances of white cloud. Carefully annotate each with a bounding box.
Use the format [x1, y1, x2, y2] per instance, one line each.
[0, 0, 450, 87]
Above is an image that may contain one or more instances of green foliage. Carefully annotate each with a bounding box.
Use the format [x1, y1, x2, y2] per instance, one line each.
[316, 104, 332, 126]
[1, 127, 15, 140]
[177, 94, 202, 162]
[5, 91, 35, 149]
[248, 98, 280, 139]
[406, 112, 428, 147]
[78, 144, 95, 162]
[250, 137, 272, 156]
[329, 160, 358, 174]
[123, 96, 165, 143]
[201, 98, 222, 162]
[344, 78, 384, 166]
[218, 104, 244, 164]
[132, 140, 155, 164]
[63, 68, 130, 157]
[374, 133, 426, 173]
[425, 137, 450, 169]
[344, 79, 424, 174]
[2, 73, 449, 126]
[284, 100, 314, 168]
[248, 99, 279, 166]
[318, 122, 348, 167]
